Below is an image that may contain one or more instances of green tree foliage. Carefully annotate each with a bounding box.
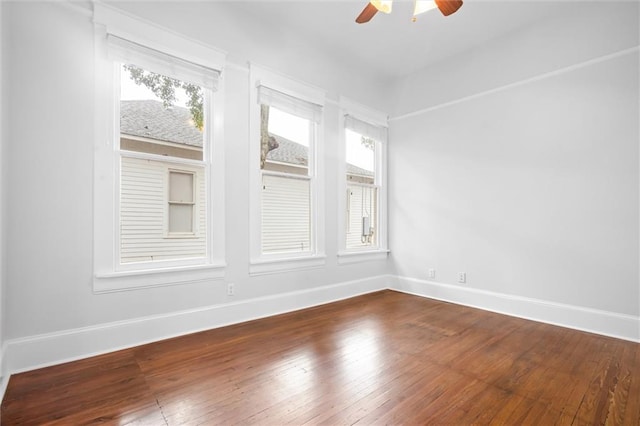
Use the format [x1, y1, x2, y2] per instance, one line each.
[361, 136, 376, 150]
[123, 65, 204, 131]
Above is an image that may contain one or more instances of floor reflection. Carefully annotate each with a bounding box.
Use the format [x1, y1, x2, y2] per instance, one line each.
[337, 318, 385, 387]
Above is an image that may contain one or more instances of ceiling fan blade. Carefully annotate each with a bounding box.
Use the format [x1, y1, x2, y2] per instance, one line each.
[356, 2, 379, 24]
[434, 0, 463, 16]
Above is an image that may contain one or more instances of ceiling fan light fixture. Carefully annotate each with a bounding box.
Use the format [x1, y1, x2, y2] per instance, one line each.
[434, 0, 464, 16]
[370, 0, 393, 14]
[356, 0, 460, 24]
[413, 0, 438, 17]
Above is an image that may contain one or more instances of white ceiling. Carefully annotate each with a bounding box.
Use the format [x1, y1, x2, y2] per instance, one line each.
[227, 1, 566, 79]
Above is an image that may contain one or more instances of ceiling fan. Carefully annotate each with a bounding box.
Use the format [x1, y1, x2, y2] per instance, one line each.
[356, 0, 463, 24]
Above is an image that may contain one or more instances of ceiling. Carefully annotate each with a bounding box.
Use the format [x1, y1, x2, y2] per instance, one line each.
[227, 1, 567, 80]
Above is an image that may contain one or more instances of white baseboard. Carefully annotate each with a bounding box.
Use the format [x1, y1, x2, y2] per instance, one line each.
[3, 275, 390, 376]
[392, 275, 640, 343]
[2, 272, 637, 404]
[0, 343, 7, 402]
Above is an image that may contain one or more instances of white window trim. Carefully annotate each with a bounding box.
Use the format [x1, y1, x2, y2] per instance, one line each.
[93, 4, 227, 292]
[249, 64, 326, 275]
[338, 96, 389, 263]
[337, 249, 390, 265]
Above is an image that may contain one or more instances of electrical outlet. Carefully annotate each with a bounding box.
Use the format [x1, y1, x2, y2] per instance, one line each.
[428, 268, 436, 279]
[227, 283, 235, 296]
[458, 272, 466, 284]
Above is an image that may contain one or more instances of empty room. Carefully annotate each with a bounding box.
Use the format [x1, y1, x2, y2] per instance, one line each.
[0, 0, 639, 424]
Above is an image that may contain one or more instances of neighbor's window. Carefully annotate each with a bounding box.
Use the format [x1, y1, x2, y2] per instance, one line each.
[168, 170, 196, 235]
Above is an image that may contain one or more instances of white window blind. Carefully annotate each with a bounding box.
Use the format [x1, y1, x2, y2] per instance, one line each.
[257, 85, 323, 123]
[345, 115, 387, 143]
[107, 34, 220, 91]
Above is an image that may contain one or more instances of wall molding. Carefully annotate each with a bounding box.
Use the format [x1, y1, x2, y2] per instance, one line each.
[0, 344, 7, 401]
[4, 273, 638, 378]
[3, 275, 391, 376]
[390, 45, 640, 122]
[392, 275, 640, 343]
[2, 273, 638, 402]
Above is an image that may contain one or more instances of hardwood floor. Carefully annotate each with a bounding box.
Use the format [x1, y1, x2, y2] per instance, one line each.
[2, 290, 639, 425]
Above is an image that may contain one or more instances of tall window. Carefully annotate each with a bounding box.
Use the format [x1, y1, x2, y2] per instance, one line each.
[345, 127, 378, 249]
[338, 100, 388, 262]
[93, 5, 226, 292]
[113, 37, 213, 265]
[249, 66, 325, 274]
[260, 103, 313, 254]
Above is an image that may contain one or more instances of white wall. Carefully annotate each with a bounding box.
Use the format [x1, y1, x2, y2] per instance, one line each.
[0, 0, 6, 385]
[389, 2, 640, 322]
[390, 2, 639, 118]
[2, 1, 391, 370]
[3, 0, 639, 378]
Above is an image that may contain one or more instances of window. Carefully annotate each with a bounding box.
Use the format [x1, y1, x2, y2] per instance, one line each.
[261, 105, 313, 254]
[249, 65, 326, 274]
[346, 127, 378, 249]
[338, 98, 389, 263]
[118, 60, 208, 263]
[168, 170, 196, 235]
[93, 4, 226, 292]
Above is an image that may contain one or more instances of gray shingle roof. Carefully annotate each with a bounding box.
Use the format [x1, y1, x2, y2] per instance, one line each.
[268, 134, 373, 177]
[120, 100, 203, 147]
[120, 100, 373, 177]
[347, 162, 374, 177]
[266, 135, 308, 167]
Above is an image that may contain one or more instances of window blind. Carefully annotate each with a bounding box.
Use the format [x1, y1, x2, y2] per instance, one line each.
[107, 34, 220, 91]
[257, 85, 323, 124]
[345, 115, 387, 142]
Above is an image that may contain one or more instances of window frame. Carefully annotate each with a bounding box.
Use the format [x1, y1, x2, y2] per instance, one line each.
[166, 168, 197, 238]
[249, 64, 326, 275]
[338, 97, 389, 264]
[92, 4, 227, 292]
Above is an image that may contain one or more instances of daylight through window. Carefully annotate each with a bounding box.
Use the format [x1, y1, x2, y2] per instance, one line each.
[256, 84, 322, 257]
[118, 60, 209, 264]
[260, 105, 312, 254]
[345, 128, 379, 249]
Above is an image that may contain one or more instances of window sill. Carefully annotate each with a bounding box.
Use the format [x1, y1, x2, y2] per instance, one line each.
[337, 249, 389, 264]
[94, 262, 226, 293]
[249, 254, 326, 276]
[164, 234, 198, 239]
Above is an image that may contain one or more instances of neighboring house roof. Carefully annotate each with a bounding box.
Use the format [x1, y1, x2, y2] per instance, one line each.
[120, 100, 373, 177]
[120, 100, 203, 147]
[347, 162, 374, 178]
[266, 135, 308, 167]
[268, 134, 374, 177]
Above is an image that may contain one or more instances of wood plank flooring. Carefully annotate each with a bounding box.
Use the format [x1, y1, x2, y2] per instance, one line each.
[2, 290, 639, 425]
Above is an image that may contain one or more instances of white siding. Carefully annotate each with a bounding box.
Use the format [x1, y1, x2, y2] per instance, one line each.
[120, 156, 206, 263]
[262, 174, 310, 254]
[346, 184, 377, 249]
